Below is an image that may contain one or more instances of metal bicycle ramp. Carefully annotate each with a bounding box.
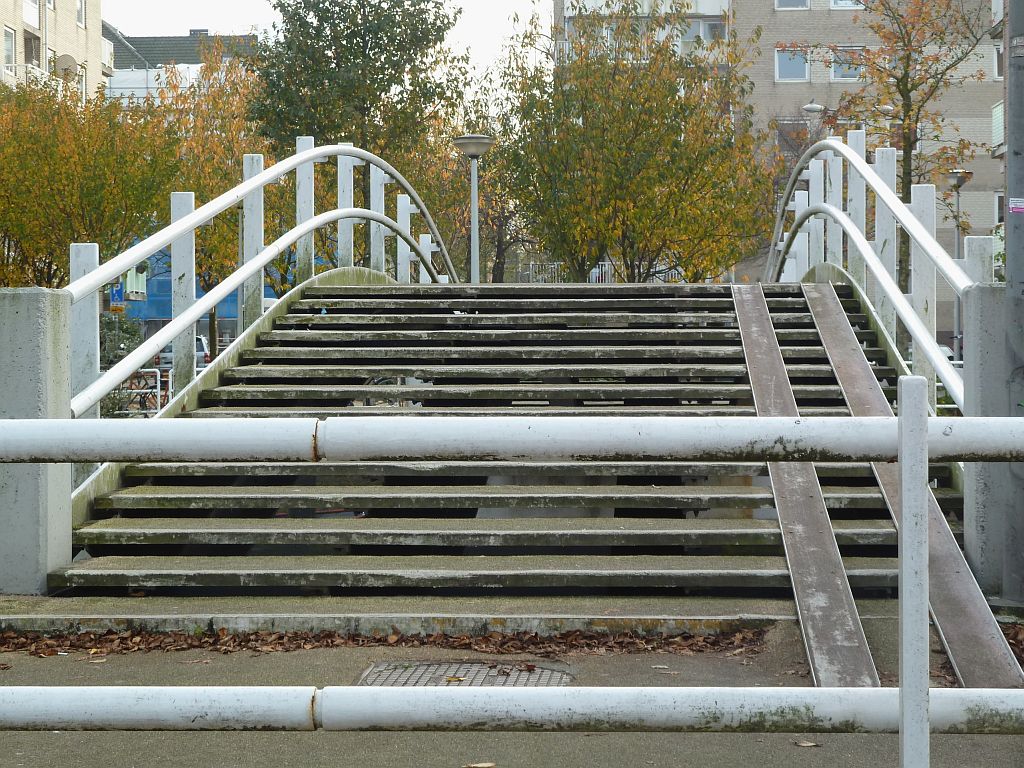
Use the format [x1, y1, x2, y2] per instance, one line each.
[56, 281, 1023, 688]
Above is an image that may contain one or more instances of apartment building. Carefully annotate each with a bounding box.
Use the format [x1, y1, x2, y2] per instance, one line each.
[1, 0, 110, 97]
[554, 0, 729, 52]
[102, 25, 255, 102]
[733, 0, 1005, 256]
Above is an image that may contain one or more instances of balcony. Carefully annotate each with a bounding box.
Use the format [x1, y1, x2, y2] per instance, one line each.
[102, 38, 115, 75]
[1, 63, 48, 89]
[992, 100, 1005, 157]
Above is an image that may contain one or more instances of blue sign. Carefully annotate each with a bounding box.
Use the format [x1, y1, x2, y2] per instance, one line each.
[110, 282, 125, 304]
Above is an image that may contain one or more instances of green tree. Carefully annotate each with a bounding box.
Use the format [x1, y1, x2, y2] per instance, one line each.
[0, 78, 178, 287]
[499, 0, 776, 283]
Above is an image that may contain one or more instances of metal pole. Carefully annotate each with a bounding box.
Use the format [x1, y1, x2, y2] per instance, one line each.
[241, 154, 265, 331]
[295, 136, 315, 284]
[470, 156, 481, 283]
[898, 376, 930, 768]
[170, 192, 196, 400]
[953, 188, 962, 361]
[69, 243, 99, 419]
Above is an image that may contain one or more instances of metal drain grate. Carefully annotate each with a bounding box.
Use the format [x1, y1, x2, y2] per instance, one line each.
[358, 661, 573, 687]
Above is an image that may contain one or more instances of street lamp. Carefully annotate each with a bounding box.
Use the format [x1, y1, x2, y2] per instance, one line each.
[947, 168, 973, 361]
[453, 133, 496, 284]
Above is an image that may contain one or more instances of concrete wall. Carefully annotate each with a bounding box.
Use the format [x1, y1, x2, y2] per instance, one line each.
[0, 0, 106, 95]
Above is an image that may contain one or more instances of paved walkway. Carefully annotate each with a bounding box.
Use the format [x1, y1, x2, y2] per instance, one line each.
[1, 624, 1021, 767]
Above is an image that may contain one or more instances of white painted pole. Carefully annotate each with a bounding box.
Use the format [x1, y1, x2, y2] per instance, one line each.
[898, 376, 930, 768]
[874, 147, 899, 340]
[370, 165, 387, 272]
[241, 154, 265, 330]
[909, 185, 937, 406]
[419, 234, 439, 284]
[396, 195, 416, 283]
[792, 191, 810, 278]
[69, 243, 100, 419]
[2, 686, 1022, 733]
[295, 136, 315, 283]
[470, 156, 481, 283]
[847, 130, 867, 287]
[807, 158, 825, 269]
[170, 192, 196, 400]
[825, 150, 844, 266]
[336, 143, 358, 268]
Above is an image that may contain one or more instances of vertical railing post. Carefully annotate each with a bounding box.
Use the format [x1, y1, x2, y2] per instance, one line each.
[0, 288, 72, 594]
[807, 159, 825, 269]
[962, 236, 994, 284]
[370, 165, 394, 273]
[789, 191, 810, 280]
[337, 143, 359, 268]
[241, 154, 265, 331]
[846, 131, 867, 284]
[825, 150, 844, 267]
[396, 194, 418, 284]
[170, 192, 196, 399]
[873, 147, 899, 341]
[418, 234, 439, 284]
[69, 243, 100, 420]
[295, 136, 315, 284]
[909, 184, 937, 407]
[897, 375, 930, 768]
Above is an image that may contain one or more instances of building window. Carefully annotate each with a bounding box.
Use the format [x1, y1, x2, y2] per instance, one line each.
[831, 0, 863, 8]
[679, 19, 727, 45]
[77, 64, 86, 102]
[47, 0, 55, 8]
[23, 32, 41, 69]
[996, 192, 1006, 226]
[995, 44, 1004, 81]
[3, 27, 15, 74]
[776, 119, 810, 158]
[775, 48, 810, 82]
[776, 0, 809, 8]
[831, 48, 864, 81]
[23, 0, 39, 27]
[77, 0, 86, 27]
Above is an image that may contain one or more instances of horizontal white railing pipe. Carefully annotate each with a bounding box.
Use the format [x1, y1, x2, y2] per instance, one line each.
[64, 144, 458, 302]
[69, 208, 437, 417]
[1, 687, 1022, 733]
[780, 203, 965, 411]
[6, 416, 1024, 462]
[768, 139, 973, 296]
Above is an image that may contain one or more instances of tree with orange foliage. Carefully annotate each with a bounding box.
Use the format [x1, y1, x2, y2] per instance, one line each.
[801, 0, 992, 292]
[0, 77, 178, 287]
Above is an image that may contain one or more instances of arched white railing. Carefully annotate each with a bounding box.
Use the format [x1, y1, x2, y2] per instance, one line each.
[66, 142, 458, 302]
[69, 208, 435, 418]
[767, 132, 996, 412]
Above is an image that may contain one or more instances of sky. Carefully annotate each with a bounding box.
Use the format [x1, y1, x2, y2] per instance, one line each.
[101, 0, 547, 75]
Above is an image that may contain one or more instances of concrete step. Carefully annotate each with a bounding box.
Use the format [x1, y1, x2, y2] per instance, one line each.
[48, 554, 898, 591]
[289, 296, 861, 312]
[182, 406, 864, 418]
[257, 328, 876, 345]
[74, 517, 899, 548]
[197, 383, 869, 403]
[300, 284, 829, 298]
[238, 345, 890, 364]
[90, 484, 934, 512]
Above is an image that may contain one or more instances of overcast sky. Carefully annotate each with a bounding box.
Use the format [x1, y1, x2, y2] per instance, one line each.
[102, 0, 547, 75]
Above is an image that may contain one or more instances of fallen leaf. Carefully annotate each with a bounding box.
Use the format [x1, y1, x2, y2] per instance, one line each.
[0, 663, 11, 671]
[794, 740, 820, 748]
[445, 677, 465, 683]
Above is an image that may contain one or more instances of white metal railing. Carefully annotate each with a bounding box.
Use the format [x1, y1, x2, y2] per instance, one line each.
[2, 377, 1024, 757]
[766, 133, 990, 412]
[64, 139, 458, 419]
[70, 208, 435, 417]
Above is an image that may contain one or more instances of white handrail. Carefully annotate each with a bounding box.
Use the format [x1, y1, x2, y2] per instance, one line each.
[65, 144, 458, 302]
[780, 202, 965, 410]
[767, 139, 972, 296]
[69, 208, 436, 417]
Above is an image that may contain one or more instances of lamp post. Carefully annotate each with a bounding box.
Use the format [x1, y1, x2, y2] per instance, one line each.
[947, 168, 973, 361]
[453, 134, 495, 284]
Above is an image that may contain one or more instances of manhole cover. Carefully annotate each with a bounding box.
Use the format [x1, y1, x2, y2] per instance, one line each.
[358, 661, 573, 687]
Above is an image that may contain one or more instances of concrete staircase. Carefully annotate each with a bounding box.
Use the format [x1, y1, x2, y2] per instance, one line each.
[57, 282, 949, 602]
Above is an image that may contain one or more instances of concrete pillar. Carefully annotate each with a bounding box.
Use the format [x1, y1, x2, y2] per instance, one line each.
[171, 192, 196, 399]
[963, 283, 1023, 601]
[295, 136, 315, 284]
[69, 244, 99, 420]
[0, 289, 72, 594]
[241, 154, 265, 331]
